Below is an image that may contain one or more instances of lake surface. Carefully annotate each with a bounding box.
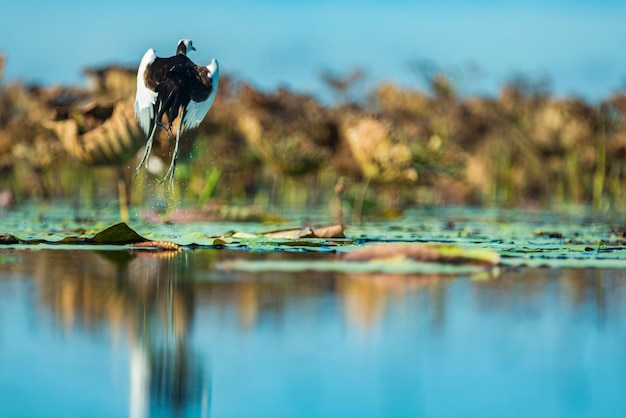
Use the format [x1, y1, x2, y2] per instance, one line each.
[1, 245, 626, 418]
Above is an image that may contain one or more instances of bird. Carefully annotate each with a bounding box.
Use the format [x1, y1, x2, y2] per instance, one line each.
[134, 39, 219, 186]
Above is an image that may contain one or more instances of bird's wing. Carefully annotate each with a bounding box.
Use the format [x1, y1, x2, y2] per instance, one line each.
[182, 58, 219, 130]
[134, 48, 159, 136]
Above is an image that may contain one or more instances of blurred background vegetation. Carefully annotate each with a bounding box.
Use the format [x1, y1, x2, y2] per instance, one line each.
[1, 52, 626, 217]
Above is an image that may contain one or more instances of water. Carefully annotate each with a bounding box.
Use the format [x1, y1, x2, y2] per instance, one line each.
[1, 247, 625, 418]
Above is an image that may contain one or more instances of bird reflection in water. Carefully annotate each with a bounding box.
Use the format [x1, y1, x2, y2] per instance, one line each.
[23, 249, 210, 418]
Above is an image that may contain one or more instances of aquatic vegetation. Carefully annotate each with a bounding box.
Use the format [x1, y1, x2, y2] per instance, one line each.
[341, 117, 418, 184]
[343, 243, 500, 266]
[2, 205, 626, 272]
[44, 98, 144, 166]
[2, 59, 626, 211]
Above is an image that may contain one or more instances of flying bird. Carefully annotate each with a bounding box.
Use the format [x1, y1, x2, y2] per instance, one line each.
[134, 39, 219, 185]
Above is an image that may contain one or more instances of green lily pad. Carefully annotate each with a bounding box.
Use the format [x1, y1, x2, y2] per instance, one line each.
[2, 204, 626, 270]
[74, 222, 147, 244]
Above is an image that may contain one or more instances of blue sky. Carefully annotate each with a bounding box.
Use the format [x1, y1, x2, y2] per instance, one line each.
[1, 1, 625, 102]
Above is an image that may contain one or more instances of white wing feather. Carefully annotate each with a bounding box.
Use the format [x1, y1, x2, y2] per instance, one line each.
[182, 58, 219, 130]
[134, 48, 159, 136]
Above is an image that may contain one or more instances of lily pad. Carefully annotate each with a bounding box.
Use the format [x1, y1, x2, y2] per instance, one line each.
[0, 221, 181, 251]
[344, 243, 500, 266]
[2, 204, 626, 269]
[76, 222, 146, 244]
[216, 259, 498, 276]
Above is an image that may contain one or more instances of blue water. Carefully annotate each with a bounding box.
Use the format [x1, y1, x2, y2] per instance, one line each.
[1, 249, 625, 417]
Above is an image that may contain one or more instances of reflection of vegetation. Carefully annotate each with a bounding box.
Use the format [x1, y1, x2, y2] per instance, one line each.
[3, 243, 626, 417]
[10, 249, 210, 418]
[2, 59, 626, 213]
[2, 246, 626, 417]
[5, 247, 625, 340]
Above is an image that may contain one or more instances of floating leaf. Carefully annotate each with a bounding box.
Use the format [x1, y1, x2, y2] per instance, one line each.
[261, 224, 344, 239]
[534, 230, 564, 238]
[258, 228, 303, 239]
[344, 243, 500, 266]
[231, 232, 259, 239]
[0, 222, 188, 250]
[82, 222, 147, 245]
[216, 259, 498, 276]
[129, 240, 181, 252]
[0, 234, 19, 245]
[310, 224, 345, 238]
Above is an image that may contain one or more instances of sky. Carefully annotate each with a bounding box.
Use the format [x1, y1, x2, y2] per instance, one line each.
[1, 0, 626, 102]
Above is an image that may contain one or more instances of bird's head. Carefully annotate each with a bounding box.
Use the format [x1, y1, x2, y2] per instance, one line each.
[176, 39, 196, 56]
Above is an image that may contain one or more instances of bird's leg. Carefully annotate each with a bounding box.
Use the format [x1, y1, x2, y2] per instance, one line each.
[135, 102, 163, 175]
[135, 121, 159, 175]
[161, 110, 184, 190]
